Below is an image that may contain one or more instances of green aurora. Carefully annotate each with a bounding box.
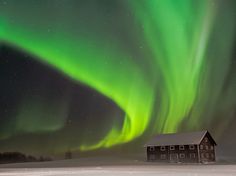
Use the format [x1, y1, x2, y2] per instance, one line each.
[0, 0, 236, 152]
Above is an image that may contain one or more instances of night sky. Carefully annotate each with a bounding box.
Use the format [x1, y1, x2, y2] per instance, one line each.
[0, 0, 236, 157]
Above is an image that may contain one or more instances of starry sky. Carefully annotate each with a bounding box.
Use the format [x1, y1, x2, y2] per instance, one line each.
[0, 0, 236, 157]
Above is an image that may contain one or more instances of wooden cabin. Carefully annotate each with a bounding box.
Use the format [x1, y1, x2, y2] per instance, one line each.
[145, 130, 216, 163]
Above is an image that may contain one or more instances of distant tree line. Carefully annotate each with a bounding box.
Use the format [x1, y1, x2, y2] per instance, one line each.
[0, 152, 52, 164]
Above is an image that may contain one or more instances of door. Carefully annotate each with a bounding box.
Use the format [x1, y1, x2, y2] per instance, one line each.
[170, 153, 179, 163]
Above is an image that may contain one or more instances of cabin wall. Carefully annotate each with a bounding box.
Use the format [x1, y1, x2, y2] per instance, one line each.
[147, 145, 199, 163]
[147, 146, 168, 162]
[146, 131, 216, 163]
[169, 145, 198, 163]
[199, 134, 216, 162]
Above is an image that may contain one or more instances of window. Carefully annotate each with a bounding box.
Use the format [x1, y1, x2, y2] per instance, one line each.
[201, 153, 204, 158]
[179, 153, 185, 158]
[206, 153, 209, 158]
[210, 145, 214, 150]
[160, 154, 166, 160]
[204, 137, 208, 142]
[189, 145, 195, 150]
[160, 146, 166, 151]
[170, 154, 178, 160]
[205, 145, 209, 150]
[200, 145, 203, 150]
[170, 146, 175, 150]
[179, 145, 185, 150]
[150, 146, 155, 151]
[211, 153, 214, 158]
[149, 154, 155, 160]
[190, 153, 196, 158]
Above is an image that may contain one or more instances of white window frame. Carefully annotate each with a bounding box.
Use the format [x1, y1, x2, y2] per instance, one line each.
[160, 154, 166, 160]
[170, 145, 175, 150]
[170, 153, 178, 161]
[189, 145, 195, 150]
[190, 153, 196, 158]
[179, 153, 185, 159]
[150, 154, 155, 160]
[179, 145, 185, 150]
[160, 146, 166, 151]
[150, 146, 155, 151]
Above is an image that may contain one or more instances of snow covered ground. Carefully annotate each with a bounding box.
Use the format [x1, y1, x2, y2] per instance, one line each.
[1, 165, 236, 176]
[1, 157, 236, 176]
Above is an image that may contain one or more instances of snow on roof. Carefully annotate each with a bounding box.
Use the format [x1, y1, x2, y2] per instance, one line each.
[145, 130, 216, 147]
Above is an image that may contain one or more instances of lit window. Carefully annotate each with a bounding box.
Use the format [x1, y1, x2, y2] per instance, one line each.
[200, 145, 203, 150]
[150, 146, 155, 151]
[179, 145, 185, 150]
[160, 146, 165, 151]
[170, 146, 175, 150]
[189, 145, 195, 150]
[179, 153, 185, 158]
[206, 145, 209, 150]
[190, 153, 196, 158]
[160, 154, 166, 159]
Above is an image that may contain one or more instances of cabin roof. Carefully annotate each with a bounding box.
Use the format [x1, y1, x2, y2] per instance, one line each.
[145, 130, 217, 147]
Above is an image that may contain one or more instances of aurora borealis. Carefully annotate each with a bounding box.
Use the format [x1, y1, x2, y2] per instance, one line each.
[0, 0, 236, 156]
